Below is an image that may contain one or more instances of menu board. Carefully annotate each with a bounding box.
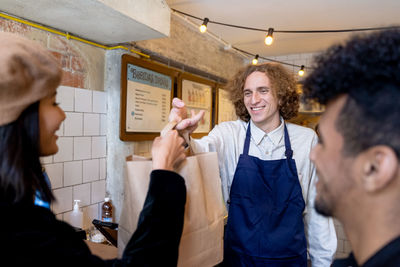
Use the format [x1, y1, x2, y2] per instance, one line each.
[126, 65, 170, 132]
[120, 55, 176, 141]
[217, 88, 237, 124]
[178, 74, 215, 137]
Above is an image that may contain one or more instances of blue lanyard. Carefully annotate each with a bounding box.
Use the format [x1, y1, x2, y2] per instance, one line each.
[34, 171, 51, 209]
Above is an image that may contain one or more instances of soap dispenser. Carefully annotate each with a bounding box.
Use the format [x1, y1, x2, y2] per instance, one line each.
[70, 199, 83, 229]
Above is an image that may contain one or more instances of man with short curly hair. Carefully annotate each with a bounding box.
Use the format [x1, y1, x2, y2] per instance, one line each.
[304, 29, 400, 267]
[169, 62, 337, 266]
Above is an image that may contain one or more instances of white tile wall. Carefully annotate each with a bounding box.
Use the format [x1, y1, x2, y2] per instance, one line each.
[64, 161, 83, 186]
[56, 121, 64, 137]
[92, 136, 106, 158]
[83, 159, 99, 183]
[45, 86, 107, 229]
[74, 137, 92, 160]
[344, 240, 352, 252]
[84, 113, 100, 136]
[64, 112, 83, 136]
[56, 213, 63, 221]
[92, 91, 107, 114]
[41, 155, 53, 164]
[334, 219, 352, 258]
[57, 86, 75, 112]
[63, 204, 96, 229]
[99, 158, 106, 180]
[73, 183, 91, 206]
[45, 163, 63, 189]
[54, 137, 73, 162]
[82, 204, 101, 229]
[53, 187, 73, 214]
[91, 180, 106, 204]
[268, 52, 319, 81]
[100, 114, 107, 136]
[75, 88, 92, 112]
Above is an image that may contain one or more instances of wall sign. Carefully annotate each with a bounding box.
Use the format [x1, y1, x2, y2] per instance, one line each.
[216, 87, 237, 124]
[120, 55, 177, 141]
[178, 73, 215, 138]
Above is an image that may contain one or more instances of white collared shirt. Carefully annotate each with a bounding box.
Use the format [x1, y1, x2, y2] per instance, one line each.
[190, 118, 337, 267]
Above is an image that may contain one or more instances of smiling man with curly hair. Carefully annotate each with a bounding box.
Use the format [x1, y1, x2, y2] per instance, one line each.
[169, 62, 337, 267]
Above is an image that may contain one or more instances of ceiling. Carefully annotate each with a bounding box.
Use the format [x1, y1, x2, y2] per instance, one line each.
[166, 0, 400, 58]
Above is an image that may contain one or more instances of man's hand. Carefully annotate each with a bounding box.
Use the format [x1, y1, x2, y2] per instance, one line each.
[168, 98, 205, 134]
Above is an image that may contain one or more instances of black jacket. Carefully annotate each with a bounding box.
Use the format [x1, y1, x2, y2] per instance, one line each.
[1, 170, 186, 267]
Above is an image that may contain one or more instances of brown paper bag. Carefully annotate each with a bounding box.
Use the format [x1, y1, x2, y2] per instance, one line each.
[118, 127, 225, 267]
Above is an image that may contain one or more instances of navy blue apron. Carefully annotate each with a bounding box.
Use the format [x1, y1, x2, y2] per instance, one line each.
[224, 123, 307, 267]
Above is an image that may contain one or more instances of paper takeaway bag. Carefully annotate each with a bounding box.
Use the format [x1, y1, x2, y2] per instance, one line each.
[118, 150, 225, 267]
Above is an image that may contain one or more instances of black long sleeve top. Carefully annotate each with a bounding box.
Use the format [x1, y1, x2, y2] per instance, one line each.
[1, 170, 186, 267]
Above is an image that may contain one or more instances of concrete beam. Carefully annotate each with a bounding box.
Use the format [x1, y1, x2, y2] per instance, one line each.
[0, 0, 170, 44]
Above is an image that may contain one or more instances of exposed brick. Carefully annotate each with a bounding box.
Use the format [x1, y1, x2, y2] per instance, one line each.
[48, 35, 78, 56]
[0, 18, 48, 47]
[0, 19, 30, 35]
[50, 51, 70, 70]
[61, 71, 85, 88]
[135, 15, 245, 80]
[71, 55, 86, 72]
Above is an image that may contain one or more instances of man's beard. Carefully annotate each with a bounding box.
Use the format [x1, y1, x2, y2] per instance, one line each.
[314, 196, 333, 217]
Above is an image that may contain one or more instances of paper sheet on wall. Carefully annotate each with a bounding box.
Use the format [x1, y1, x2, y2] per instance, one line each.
[181, 79, 212, 133]
[126, 64, 171, 132]
[217, 88, 237, 124]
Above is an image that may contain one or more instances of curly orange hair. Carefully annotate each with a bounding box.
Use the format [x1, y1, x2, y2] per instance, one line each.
[227, 63, 299, 121]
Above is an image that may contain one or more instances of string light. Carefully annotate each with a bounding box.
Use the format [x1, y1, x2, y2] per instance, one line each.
[265, 28, 274, 46]
[233, 46, 312, 71]
[171, 8, 399, 72]
[199, 18, 209, 33]
[252, 54, 259, 65]
[298, 65, 305, 76]
[173, 8, 399, 34]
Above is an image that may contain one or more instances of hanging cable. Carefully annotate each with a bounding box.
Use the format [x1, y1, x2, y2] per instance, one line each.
[233, 46, 312, 69]
[171, 8, 400, 33]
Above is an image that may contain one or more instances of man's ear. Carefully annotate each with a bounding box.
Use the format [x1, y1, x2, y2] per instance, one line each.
[361, 146, 398, 192]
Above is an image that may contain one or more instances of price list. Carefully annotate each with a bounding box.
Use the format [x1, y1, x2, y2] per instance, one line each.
[126, 64, 171, 132]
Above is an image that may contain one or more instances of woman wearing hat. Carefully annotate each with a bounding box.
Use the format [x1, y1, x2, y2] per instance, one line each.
[0, 32, 187, 266]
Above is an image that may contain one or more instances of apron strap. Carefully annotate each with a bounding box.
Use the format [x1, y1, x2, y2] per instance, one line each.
[243, 122, 252, 155]
[284, 123, 293, 159]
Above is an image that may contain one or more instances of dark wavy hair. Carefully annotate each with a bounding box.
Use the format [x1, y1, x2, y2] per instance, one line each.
[227, 63, 299, 121]
[0, 102, 54, 204]
[303, 29, 400, 158]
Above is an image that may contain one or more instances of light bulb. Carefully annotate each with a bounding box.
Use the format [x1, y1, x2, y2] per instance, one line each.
[199, 24, 207, 33]
[265, 36, 273, 45]
[199, 18, 209, 33]
[252, 54, 259, 65]
[265, 28, 274, 46]
[298, 65, 305, 76]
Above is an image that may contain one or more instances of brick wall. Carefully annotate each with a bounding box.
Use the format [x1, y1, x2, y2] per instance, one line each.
[134, 14, 246, 81]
